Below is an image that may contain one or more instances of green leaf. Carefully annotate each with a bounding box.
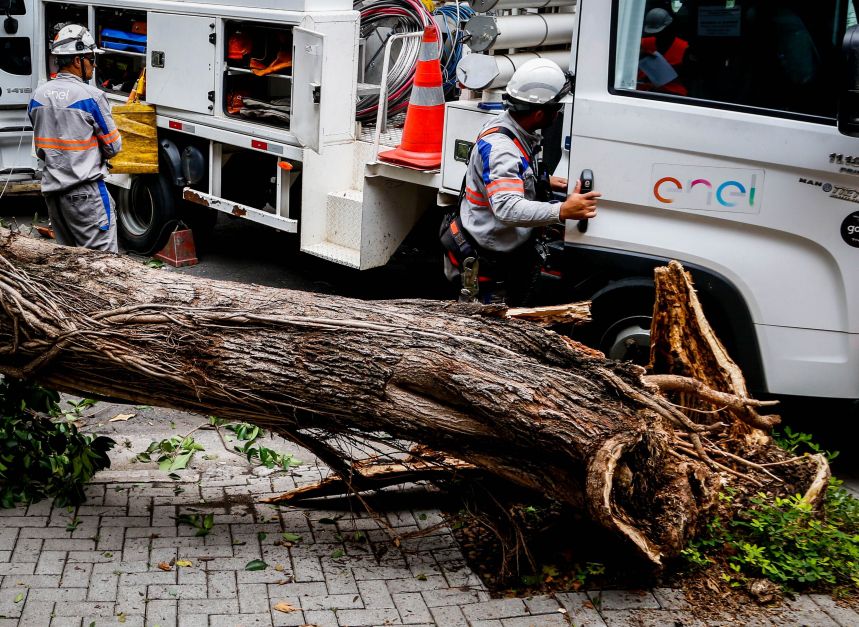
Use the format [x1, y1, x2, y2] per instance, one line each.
[257, 532, 267, 541]
[331, 549, 345, 559]
[318, 517, 338, 525]
[13, 592, 23, 603]
[245, 559, 268, 571]
[281, 532, 301, 542]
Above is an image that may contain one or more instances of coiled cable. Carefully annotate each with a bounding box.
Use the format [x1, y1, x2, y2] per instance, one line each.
[434, 1, 476, 97]
[354, 0, 438, 123]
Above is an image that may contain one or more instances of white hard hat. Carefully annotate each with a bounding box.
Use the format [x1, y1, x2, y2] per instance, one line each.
[51, 24, 102, 56]
[505, 58, 571, 110]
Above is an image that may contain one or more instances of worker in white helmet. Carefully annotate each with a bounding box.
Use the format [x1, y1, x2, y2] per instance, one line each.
[28, 24, 122, 252]
[441, 58, 600, 305]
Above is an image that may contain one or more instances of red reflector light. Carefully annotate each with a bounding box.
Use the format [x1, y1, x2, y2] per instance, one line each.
[168, 121, 182, 130]
[251, 140, 267, 151]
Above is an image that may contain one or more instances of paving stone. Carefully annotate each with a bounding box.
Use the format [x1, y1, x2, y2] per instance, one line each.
[147, 599, 178, 627]
[0, 516, 48, 528]
[291, 555, 324, 582]
[62, 562, 94, 587]
[43, 539, 96, 552]
[300, 609, 340, 627]
[28, 586, 87, 602]
[321, 561, 358, 594]
[178, 598, 239, 615]
[119, 570, 177, 587]
[523, 595, 562, 615]
[810, 594, 859, 627]
[462, 598, 529, 621]
[19, 598, 54, 624]
[210, 613, 273, 626]
[588, 589, 661, 611]
[357, 579, 394, 608]
[0, 562, 36, 576]
[501, 614, 569, 627]
[147, 583, 208, 599]
[334, 607, 402, 625]
[0, 588, 26, 618]
[35, 550, 67, 575]
[601, 609, 707, 627]
[239, 582, 271, 613]
[12, 537, 43, 562]
[652, 586, 691, 609]
[298, 592, 363, 611]
[421, 586, 484, 607]
[87, 572, 119, 601]
[52, 601, 116, 617]
[176, 615, 208, 627]
[386, 574, 447, 593]
[1, 573, 61, 589]
[555, 592, 608, 627]
[48, 618, 82, 627]
[468, 620, 503, 627]
[393, 591, 434, 624]
[116, 585, 147, 614]
[271, 606, 310, 627]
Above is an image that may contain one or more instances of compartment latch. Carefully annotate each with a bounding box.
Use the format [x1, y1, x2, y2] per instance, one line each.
[311, 83, 321, 104]
[208, 32, 216, 45]
[151, 51, 165, 68]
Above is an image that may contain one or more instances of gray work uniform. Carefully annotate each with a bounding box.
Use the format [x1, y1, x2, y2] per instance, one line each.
[460, 110, 561, 253]
[28, 72, 122, 252]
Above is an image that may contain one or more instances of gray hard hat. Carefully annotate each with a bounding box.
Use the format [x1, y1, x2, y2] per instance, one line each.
[643, 8, 673, 35]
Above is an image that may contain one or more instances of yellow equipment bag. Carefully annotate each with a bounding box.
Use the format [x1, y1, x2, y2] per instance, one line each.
[109, 101, 158, 174]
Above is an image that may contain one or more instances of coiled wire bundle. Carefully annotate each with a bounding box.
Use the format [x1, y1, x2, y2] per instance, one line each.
[434, 2, 476, 97]
[355, 0, 438, 123]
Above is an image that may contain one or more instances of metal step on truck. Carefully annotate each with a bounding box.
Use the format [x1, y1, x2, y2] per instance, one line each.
[1, 0, 857, 407]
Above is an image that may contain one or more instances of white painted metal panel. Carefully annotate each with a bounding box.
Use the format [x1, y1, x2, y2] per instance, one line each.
[568, 0, 859, 397]
[291, 26, 324, 152]
[0, 0, 35, 107]
[146, 13, 216, 115]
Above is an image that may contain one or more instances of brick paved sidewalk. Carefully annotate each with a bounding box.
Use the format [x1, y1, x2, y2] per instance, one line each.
[1, 402, 857, 627]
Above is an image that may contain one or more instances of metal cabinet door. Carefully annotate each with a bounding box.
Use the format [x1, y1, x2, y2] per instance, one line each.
[292, 26, 324, 153]
[146, 13, 216, 115]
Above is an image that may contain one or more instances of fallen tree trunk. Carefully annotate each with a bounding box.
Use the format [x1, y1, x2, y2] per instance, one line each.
[0, 232, 817, 565]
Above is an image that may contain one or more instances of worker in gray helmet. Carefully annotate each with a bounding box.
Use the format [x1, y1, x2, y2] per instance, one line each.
[441, 58, 601, 305]
[28, 24, 122, 252]
[639, 8, 689, 96]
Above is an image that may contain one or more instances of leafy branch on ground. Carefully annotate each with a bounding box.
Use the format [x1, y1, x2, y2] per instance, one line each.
[682, 431, 858, 595]
[135, 416, 301, 475]
[0, 377, 115, 508]
[177, 512, 214, 536]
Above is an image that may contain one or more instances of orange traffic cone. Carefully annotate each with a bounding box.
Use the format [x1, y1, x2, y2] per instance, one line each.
[378, 26, 444, 170]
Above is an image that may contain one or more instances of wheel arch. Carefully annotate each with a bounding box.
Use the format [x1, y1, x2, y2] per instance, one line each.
[564, 244, 766, 394]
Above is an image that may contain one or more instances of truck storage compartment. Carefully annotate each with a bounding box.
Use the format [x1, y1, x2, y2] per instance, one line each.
[44, 2, 88, 78]
[223, 21, 292, 130]
[94, 8, 147, 95]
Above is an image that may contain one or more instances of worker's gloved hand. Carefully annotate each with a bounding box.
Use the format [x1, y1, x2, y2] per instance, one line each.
[558, 178, 601, 221]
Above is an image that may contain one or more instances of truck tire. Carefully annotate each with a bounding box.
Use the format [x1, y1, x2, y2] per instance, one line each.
[115, 174, 178, 254]
[587, 282, 655, 364]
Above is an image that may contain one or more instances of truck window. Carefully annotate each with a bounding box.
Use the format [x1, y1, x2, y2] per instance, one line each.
[0, 38, 31, 76]
[612, 0, 857, 121]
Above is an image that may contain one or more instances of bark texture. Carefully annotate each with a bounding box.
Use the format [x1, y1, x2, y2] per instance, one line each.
[0, 234, 821, 565]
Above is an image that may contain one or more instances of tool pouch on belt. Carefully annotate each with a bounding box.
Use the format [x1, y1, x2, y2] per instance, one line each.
[440, 212, 477, 270]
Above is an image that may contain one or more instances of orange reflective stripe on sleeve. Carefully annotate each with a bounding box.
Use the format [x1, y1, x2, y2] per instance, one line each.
[35, 137, 99, 151]
[486, 178, 525, 198]
[465, 186, 489, 207]
[98, 129, 120, 143]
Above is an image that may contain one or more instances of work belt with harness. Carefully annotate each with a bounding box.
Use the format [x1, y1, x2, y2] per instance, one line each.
[440, 125, 550, 272]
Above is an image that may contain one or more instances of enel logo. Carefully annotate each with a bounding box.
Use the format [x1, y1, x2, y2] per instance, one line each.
[650, 166, 764, 214]
[653, 176, 757, 208]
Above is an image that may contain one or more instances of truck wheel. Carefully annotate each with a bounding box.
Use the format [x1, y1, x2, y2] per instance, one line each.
[587, 284, 655, 364]
[115, 174, 178, 254]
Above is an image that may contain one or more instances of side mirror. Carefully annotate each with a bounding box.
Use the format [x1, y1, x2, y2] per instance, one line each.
[839, 26, 859, 137]
[0, 2, 12, 12]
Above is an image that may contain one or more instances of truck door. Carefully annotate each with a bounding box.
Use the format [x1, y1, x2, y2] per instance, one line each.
[0, 0, 33, 107]
[0, 0, 36, 179]
[569, 0, 859, 399]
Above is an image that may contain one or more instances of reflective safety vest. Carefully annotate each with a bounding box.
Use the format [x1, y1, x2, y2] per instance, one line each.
[639, 36, 689, 97]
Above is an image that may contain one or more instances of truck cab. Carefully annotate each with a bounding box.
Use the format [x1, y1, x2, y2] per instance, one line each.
[0, 0, 38, 190]
[563, 0, 859, 401]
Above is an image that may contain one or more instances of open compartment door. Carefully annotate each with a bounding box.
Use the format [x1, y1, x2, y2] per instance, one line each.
[292, 26, 324, 153]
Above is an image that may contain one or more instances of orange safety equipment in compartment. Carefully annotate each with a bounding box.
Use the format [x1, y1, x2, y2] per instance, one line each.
[251, 49, 292, 76]
[228, 31, 253, 60]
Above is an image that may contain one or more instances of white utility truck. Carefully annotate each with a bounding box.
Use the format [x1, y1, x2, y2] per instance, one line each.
[1, 0, 857, 404]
